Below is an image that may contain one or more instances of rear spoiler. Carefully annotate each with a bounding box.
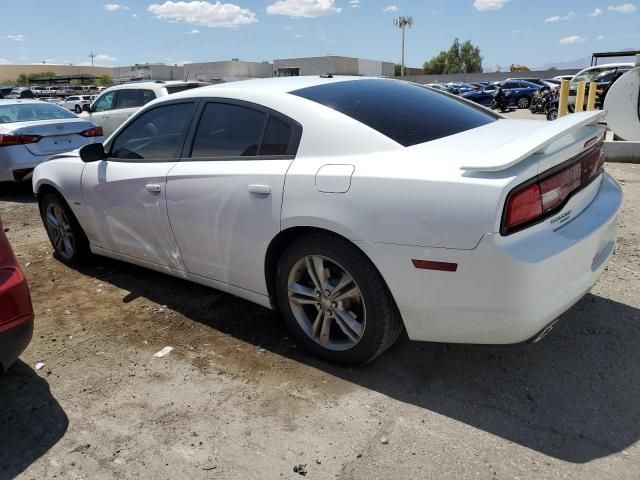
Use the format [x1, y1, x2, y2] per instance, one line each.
[460, 110, 606, 172]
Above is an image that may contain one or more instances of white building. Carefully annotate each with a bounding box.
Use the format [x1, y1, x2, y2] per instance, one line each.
[273, 55, 394, 77]
[112, 64, 184, 84]
[182, 59, 273, 83]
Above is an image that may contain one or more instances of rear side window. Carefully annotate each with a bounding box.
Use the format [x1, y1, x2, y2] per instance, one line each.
[110, 102, 195, 161]
[291, 79, 497, 147]
[165, 84, 205, 95]
[191, 103, 266, 157]
[261, 116, 292, 155]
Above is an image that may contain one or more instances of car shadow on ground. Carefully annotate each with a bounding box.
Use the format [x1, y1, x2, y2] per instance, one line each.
[0, 361, 69, 479]
[0, 182, 36, 204]
[73, 256, 640, 464]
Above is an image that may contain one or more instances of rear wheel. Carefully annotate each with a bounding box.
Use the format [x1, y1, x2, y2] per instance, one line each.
[40, 192, 89, 264]
[74, 104, 82, 113]
[276, 233, 403, 365]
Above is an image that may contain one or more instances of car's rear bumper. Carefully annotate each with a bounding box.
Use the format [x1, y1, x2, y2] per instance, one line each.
[356, 172, 622, 344]
[0, 314, 34, 372]
[0, 148, 50, 182]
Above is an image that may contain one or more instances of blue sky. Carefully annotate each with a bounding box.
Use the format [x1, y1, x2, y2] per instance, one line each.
[0, 0, 638, 70]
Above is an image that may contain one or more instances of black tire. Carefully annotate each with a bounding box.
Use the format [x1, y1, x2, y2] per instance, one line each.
[517, 96, 530, 109]
[546, 108, 558, 121]
[74, 104, 82, 113]
[40, 191, 90, 264]
[275, 233, 403, 365]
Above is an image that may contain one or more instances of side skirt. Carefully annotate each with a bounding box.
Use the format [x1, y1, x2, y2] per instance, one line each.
[90, 245, 273, 310]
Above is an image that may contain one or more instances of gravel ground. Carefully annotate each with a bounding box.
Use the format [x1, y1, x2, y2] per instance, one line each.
[0, 163, 639, 480]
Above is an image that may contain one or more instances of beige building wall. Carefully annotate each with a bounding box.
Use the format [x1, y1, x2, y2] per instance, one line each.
[0, 64, 112, 83]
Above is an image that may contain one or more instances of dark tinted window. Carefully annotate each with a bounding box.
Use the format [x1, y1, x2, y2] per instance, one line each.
[191, 103, 266, 157]
[291, 79, 496, 147]
[115, 89, 155, 109]
[111, 102, 194, 160]
[165, 83, 206, 95]
[261, 116, 292, 155]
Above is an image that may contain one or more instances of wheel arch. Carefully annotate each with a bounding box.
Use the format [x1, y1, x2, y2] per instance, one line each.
[264, 226, 398, 314]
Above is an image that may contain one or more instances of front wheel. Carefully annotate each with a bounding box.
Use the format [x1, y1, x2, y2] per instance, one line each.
[276, 233, 403, 365]
[546, 108, 558, 121]
[40, 192, 89, 264]
[517, 96, 530, 109]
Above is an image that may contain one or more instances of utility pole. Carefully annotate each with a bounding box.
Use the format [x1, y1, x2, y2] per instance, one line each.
[89, 51, 96, 67]
[393, 16, 413, 77]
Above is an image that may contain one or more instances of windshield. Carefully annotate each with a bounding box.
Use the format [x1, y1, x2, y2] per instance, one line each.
[0, 103, 76, 123]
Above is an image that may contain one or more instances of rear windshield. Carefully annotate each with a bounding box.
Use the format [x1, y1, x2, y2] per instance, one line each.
[291, 79, 497, 147]
[0, 103, 76, 123]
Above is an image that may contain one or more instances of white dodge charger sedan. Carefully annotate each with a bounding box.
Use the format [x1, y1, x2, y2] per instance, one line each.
[32, 76, 622, 364]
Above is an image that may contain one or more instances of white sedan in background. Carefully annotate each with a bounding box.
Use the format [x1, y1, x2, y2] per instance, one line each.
[0, 100, 103, 182]
[32, 77, 621, 364]
[58, 95, 93, 113]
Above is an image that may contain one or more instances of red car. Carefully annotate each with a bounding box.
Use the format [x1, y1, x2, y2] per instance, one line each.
[0, 216, 33, 371]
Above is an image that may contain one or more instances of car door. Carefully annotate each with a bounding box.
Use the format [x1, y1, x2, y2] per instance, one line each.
[108, 89, 157, 136]
[166, 100, 301, 295]
[81, 100, 198, 269]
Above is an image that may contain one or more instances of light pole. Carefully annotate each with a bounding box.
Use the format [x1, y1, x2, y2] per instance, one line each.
[89, 51, 96, 67]
[393, 16, 413, 77]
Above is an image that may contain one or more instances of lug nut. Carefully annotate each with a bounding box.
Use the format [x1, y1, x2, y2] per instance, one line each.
[324, 290, 331, 296]
[315, 291, 321, 297]
[331, 301, 337, 308]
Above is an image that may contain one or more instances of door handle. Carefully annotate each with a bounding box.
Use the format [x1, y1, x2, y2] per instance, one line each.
[248, 184, 271, 196]
[146, 184, 162, 194]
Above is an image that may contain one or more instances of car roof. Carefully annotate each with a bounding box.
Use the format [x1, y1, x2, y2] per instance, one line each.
[575, 63, 634, 74]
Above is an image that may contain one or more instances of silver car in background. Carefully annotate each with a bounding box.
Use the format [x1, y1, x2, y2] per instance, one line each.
[0, 100, 103, 182]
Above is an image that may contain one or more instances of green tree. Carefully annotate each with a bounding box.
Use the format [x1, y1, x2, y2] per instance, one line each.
[394, 64, 402, 76]
[98, 75, 112, 86]
[423, 38, 483, 74]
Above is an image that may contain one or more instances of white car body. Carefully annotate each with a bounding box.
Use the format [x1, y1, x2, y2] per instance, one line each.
[0, 100, 103, 182]
[82, 80, 208, 138]
[32, 76, 621, 348]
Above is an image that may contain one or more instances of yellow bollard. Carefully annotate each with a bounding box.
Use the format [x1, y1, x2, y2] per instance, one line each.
[587, 81, 597, 111]
[558, 79, 570, 117]
[575, 80, 586, 112]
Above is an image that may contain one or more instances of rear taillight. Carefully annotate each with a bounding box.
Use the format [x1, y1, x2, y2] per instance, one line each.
[502, 144, 605, 234]
[80, 126, 103, 137]
[0, 134, 42, 147]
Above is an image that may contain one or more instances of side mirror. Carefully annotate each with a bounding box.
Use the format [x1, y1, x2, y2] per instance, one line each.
[79, 143, 106, 163]
[82, 104, 91, 113]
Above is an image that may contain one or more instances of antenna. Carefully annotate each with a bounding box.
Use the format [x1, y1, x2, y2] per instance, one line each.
[393, 16, 413, 77]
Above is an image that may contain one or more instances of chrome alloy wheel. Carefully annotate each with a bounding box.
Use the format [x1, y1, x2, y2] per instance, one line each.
[45, 203, 75, 260]
[287, 255, 366, 351]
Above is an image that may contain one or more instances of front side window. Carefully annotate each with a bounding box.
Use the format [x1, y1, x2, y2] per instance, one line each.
[92, 91, 115, 112]
[191, 103, 267, 158]
[110, 102, 195, 161]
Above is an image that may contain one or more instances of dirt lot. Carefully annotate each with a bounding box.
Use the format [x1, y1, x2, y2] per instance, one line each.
[1, 164, 639, 480]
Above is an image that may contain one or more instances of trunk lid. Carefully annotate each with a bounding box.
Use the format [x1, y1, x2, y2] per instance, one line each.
[3, 118, 98, 155]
